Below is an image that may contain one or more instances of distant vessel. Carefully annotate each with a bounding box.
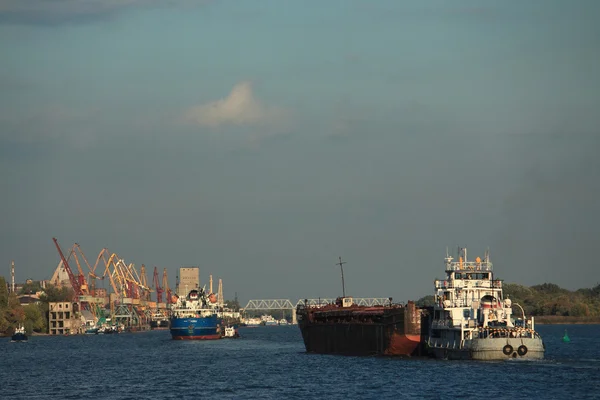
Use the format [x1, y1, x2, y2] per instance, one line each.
[242, 317, 261, 327]
[426, 248, 545, 360]
[222, 326, 240, 338]
[261, 315, 278, 326]
[11, 325, 27, 342]
[170, 289, 223, 340]
[150, 312, 169, 330]
[296, 257, 424, 356]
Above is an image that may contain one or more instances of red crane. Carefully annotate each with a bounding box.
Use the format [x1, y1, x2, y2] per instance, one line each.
[153, 267, 163, 304]
[52, 237, 82, 296]
[163, 268, 173, 304]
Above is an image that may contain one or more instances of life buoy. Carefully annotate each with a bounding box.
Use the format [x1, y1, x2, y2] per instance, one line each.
[502, 344, 513, 355]
[517, 345, 528, 356]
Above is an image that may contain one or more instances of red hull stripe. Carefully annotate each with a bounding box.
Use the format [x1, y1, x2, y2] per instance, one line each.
[172, 335, 222, 340]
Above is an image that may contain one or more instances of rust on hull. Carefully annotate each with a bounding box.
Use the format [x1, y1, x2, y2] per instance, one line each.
[297, 299, 425, 356]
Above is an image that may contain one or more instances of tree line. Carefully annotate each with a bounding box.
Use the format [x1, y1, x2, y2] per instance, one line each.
[0, 276, 62, 335]
[415, 282, 600, 318]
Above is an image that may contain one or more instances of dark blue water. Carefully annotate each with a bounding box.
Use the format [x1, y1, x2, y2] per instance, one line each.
[1, 324, 599, 399]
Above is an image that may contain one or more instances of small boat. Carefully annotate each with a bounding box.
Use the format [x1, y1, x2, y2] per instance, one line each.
[11, 325, 28, 342]
[150, 312, 170, 330]
[426, 247, 545, 360]
[261, 315, 278, 326]
[222, 326, 240, 339]
[242, 317, 261, 327]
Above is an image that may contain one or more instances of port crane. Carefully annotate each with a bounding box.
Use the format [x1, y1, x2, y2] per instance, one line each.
[153, 267, 163, 304]
[50, 238, 170, 332]
[52, 237, 82, 298]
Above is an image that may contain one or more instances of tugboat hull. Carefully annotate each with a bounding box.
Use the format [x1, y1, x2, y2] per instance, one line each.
[429, 337, 545, 361]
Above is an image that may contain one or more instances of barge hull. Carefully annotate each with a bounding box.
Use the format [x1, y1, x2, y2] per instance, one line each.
[298, 301, 424, 356]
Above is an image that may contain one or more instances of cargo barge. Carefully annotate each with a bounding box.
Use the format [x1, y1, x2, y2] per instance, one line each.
[296, 297, 425, 356]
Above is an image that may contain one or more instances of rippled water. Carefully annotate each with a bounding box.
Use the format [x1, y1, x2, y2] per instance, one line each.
[1, 324, 599, 399]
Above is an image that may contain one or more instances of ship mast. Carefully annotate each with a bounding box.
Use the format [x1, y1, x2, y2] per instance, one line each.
[11, 260, 15, 293]
[336, 257, 347, 298]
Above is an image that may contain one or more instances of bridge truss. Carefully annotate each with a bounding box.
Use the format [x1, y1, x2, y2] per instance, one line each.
[241, 298, 394, 324]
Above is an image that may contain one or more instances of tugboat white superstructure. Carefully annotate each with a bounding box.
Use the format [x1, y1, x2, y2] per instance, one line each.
[427, 248, 545, 360]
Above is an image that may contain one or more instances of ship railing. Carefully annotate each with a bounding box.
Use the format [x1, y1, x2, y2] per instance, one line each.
[435, 280, 502, 290]
[432, 320, 453, 329]
[445, 262, 493, 272]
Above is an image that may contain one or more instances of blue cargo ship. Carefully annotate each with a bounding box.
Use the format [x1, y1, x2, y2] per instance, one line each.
[170, 289, 223, 340]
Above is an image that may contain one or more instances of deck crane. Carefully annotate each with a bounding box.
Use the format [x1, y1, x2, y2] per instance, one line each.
[52, 237, 81, 298]
[153, 267, 163, 304]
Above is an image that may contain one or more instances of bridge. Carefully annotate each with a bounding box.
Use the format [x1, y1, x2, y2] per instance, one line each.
[241, 298, 393, 324]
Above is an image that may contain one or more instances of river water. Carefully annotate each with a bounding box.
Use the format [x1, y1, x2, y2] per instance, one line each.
[1, 324, 599, 399]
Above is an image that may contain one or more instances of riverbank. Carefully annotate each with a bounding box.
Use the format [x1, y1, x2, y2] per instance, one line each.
[534, 315, 600, 324]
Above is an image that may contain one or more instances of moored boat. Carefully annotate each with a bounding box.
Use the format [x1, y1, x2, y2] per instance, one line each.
[11, 325, 27, 342]
[425, 247, 545, 360]
[150, 312, 169, 330]
[170, 288, 223, 340]
[261, 315, 278, 326]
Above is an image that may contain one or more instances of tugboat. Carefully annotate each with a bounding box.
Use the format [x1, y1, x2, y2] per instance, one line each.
[170, 288, 223, 340]
[11, 325, 28, 342]
[426, 248, 545, 360]
[222, 326, 240, 339]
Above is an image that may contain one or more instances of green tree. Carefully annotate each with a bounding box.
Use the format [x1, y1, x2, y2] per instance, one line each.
[0, 276, 9, 333]
[570, 302, 590, 317]
[4, 293, 25, 330]
[39, 285, 74, 303]
[225, 299, 240, 311]
[19, 281, 42, 295]
[24, 304, 46, 334]
[0, 276, 8, 309]
[415, 295, 436, 307]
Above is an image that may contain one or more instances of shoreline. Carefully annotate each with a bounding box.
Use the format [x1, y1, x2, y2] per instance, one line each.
[534, 316, 600, 325]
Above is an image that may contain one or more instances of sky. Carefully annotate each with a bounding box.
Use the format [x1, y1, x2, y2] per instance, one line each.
[1, 0, 599, 306]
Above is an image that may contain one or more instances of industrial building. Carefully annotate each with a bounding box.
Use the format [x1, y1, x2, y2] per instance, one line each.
[48, 302, 78, 335]
[177, 267, 200, 296]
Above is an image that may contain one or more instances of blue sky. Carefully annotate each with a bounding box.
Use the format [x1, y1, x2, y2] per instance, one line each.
[1, 0, 599, 304]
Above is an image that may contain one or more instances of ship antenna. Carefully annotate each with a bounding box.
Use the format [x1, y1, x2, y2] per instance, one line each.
[336, 257, 347, 298]
[11, 260, 15, 294]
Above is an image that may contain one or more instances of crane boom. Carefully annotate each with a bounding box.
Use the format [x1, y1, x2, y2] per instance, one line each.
[52, 237, 82, 296]
[153, 267, 163, 304]
[162, 268, 173, 304]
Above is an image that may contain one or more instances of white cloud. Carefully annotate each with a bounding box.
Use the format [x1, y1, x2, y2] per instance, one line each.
[181, 82, 289, 128]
